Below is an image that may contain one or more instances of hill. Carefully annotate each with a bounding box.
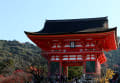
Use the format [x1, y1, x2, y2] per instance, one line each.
[0, 40, 47, 75]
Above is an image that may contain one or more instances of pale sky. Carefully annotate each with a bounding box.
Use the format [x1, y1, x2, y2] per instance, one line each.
[0, 0, 120, 43]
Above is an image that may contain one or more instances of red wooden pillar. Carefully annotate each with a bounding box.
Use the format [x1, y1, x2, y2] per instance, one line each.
[59, 54, 63, 76]
[96, 59, 101, 76]
[83, 53, 86, 74]
[59, 61, 62, 76]
[66, 66, 68, 77]
[83, 61, 86, 74]
[63, 66, 68, 77]
[59, 60, 62, 83]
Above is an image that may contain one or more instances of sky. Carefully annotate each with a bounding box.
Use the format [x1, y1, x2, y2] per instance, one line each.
[0, 0, 120, 43]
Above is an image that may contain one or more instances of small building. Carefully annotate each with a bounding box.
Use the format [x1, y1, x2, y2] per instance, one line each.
[25, 17, 117, 77]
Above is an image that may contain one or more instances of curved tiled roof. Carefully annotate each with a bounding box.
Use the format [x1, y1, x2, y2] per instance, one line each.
[25, 17, 108, 35]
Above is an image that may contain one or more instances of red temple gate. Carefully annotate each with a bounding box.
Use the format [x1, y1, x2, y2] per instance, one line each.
[25, 17, 117, 77]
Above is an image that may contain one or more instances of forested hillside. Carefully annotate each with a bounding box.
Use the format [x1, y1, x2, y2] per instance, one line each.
[105, 39, 120, 70]
[0, 40, 47, 75]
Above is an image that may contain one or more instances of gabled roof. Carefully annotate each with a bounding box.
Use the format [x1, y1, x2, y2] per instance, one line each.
[25, 17, 108, 35]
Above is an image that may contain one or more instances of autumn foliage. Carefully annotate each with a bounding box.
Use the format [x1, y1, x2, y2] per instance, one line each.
[0, 70, 32, 83]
